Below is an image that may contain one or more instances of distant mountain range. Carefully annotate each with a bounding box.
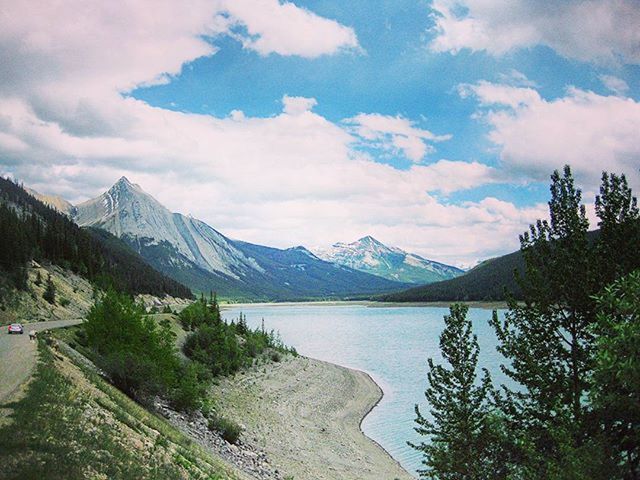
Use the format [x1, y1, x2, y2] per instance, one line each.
[313, 236, 463, 285]
[66, 177, 407, 301]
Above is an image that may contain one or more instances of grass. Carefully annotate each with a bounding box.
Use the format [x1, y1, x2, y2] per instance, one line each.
[0, 340, 239, 480]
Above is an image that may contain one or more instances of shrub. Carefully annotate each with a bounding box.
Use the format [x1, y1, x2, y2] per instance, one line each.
[208, 415, 242, 444]
[170, 361, 211, 413]
[270, 351, 281, 363]
[59, 297, 70, 307]
[84, 289, 179, 401]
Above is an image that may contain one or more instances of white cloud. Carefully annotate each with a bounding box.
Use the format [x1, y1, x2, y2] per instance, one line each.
[463, 81, 640, 187]
[217, 0, 360, 57]
[430, 0, 640, 65]
[599, 74, 630, 96]
[344, 113, 452, 162]
[0, 0, 544, 267]
[282, 95, 318, 115]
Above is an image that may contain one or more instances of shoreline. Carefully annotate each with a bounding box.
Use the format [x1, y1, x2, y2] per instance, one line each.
[220, 299, 508, 310]
[356, 367, 414, 477]
[212, 355, 414, 480]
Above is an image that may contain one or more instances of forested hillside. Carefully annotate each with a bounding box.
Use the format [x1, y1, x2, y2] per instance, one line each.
[0, 177, 193, 299]
[381, 249, 524, 302]
[383, 230, 601, 302]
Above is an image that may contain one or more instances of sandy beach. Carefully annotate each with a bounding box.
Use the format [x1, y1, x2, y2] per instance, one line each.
[212, 355, 414, 480]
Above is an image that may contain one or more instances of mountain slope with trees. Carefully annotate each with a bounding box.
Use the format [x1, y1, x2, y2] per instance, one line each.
[0, 176, 193, 300]
[72, 177, 407, 300]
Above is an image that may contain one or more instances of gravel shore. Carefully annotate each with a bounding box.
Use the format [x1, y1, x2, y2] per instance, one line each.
[212, 355, 414, 480]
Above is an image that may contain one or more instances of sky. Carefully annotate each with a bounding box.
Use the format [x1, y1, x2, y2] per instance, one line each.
[0, 0, 639, 267]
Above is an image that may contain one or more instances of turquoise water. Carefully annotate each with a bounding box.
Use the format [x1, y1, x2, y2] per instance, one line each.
[222, 304, 507, 477]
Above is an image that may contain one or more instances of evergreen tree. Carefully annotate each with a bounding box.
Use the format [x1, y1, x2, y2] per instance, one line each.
[43, 274, 56, 304]
[595, 172, 640, 285]
[591, 271, 640, 480]
[410, 304, 494, 479]
[490, 166, 631, 478]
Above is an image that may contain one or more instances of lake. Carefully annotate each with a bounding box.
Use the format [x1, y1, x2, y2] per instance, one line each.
[222, 303, 507, 477]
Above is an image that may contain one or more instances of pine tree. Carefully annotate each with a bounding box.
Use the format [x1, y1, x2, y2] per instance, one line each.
[43, 273, 56, 305]
[410, 304, 494, 479]
[595, 172, 640, 285]
[591, 271, 640, 480]
[489, 166, 625, 477]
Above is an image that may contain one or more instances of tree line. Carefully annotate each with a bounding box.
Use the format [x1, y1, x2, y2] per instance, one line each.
[412, 167, 640, 479]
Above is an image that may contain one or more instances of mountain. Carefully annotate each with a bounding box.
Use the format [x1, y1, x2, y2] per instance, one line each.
[313, 236, 464, 284]
[381, 230, 602, 302]
[380, 249, 524, 302]
[72, 178, 407, 300]
[25, 187, 76, 216]
[0, 177, 193, 299]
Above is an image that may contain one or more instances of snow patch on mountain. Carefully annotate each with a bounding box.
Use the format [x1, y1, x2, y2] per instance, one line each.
[313, 236, 464, 284]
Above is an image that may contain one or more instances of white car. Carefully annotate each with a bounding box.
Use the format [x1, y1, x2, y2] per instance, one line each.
[7, 323, 24, 334]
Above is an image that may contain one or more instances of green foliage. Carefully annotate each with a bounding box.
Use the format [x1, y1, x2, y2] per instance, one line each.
[595, 172, 640, 285]
[170, 360, 211, 413]
[591, 270, 640, 479]
[208, 414, 242, 444]
[183, 323, 243, 376]
[415, 166, 640, 479]
[488, 166, 602, 475]
[178, 296, 220, 331]
[182, 297, 295, 378]
[59, 296, 70, 307]
[410, 304, 496, 479]
[43, 273, 56, 304]
[83, 289, 208, 411]
[85, 289, 178, 399]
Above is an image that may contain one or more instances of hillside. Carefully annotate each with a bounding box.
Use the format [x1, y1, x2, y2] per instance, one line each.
[0, 338, 242, 479]
[313, 236, 463, 284]
[0, 177, 193, 300]
[73, 177, 406, 300]
[381, 249, 524, 302]
[382, 230, 603, 302]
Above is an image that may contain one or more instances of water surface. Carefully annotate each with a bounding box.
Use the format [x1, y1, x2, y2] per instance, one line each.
[223, 304, 507, 477]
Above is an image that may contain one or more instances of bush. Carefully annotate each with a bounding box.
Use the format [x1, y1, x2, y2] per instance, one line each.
[59, 297, 70, 307]
[170, 361, 210, 413]
[183, 324, 242, 376]
[84, 289, 179, 401]
[178, 298, 219, 331]
[208, 415, 242, 444]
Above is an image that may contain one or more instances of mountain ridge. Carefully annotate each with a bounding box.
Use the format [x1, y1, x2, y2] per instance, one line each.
[71, 178, 407, 300]
[313, 236, 464, 285]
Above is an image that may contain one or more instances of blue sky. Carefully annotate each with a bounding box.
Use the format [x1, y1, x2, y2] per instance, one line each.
[1, 0, 639, 266]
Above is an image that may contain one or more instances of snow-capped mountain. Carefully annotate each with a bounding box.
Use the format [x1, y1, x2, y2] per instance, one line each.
[72, 178, 405, 300]
[74, 177, 262, 280]
[313, 236, 464, 285]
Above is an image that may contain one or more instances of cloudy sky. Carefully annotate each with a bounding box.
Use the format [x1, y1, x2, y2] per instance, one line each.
[1, 0, 639, 267]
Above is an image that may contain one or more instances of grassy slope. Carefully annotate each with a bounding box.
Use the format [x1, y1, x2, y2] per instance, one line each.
[0, 341, 241, 480]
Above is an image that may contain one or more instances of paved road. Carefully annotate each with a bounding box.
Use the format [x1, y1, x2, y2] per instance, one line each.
[0, 320, 82, 404]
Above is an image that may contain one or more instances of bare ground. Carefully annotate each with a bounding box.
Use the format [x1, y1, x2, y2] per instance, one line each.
[213, 355, 414, 480]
